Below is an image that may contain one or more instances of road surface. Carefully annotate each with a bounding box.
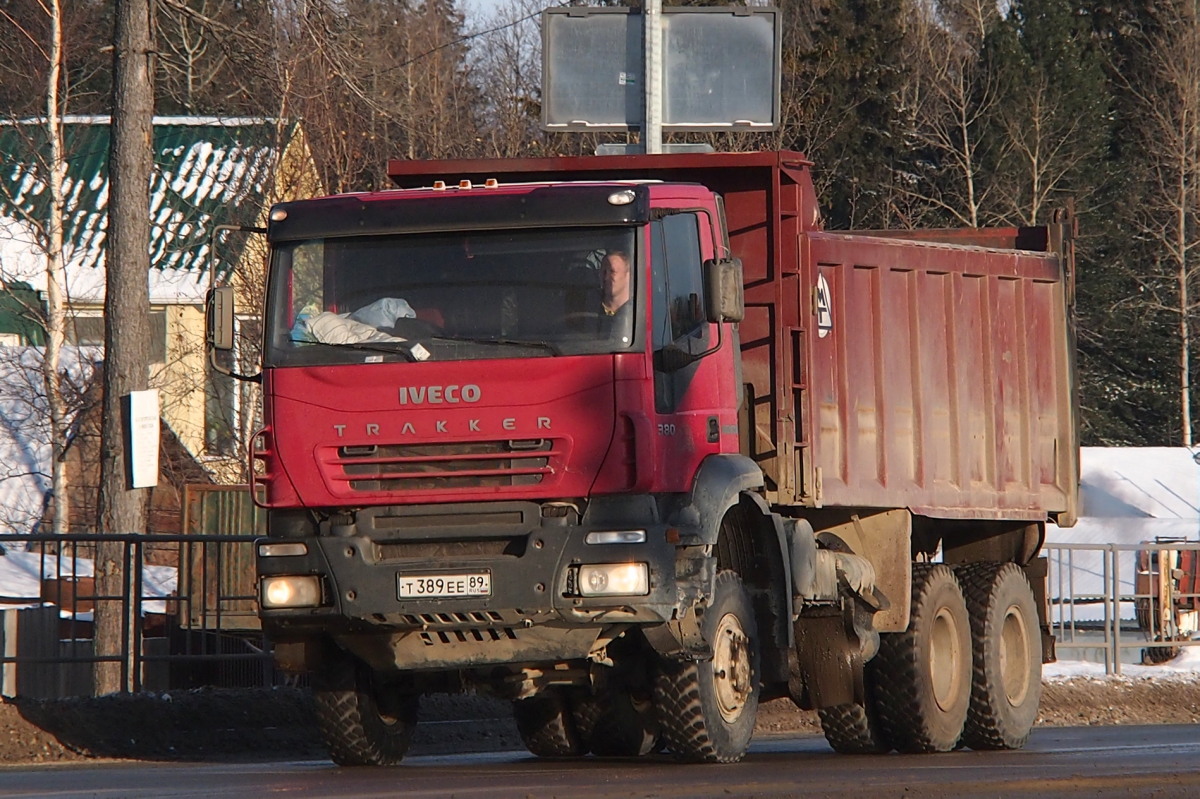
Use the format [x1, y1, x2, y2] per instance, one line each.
[2, 724, 1198, 798]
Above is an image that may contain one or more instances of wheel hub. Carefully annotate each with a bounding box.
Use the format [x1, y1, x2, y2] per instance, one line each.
[1000, 602, 1031, 706]
[712, 611, 752, 723]
[930, 606, 964, 712]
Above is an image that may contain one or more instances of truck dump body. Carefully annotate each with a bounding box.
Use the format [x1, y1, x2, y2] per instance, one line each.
[387, 151, 1078, 526]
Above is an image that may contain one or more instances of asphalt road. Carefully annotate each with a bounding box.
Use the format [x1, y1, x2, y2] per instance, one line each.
[2, 725, 1198, 799]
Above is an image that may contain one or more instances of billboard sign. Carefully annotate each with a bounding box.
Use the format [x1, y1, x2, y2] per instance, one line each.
[542, 7, 780, 132]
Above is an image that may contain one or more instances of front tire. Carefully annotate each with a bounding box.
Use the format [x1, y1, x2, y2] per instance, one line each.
[871, 563, 971, 753]
[818, 698, 890, 754]
[312, 654, 418, 766]
[957, 562, 1042, 750]
[573, 688, 660, 756]
[513, 688, 587, 758]
[655, 570, 760, 763]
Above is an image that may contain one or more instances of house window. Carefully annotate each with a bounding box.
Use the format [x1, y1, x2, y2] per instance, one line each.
[69, 312, 167, 362]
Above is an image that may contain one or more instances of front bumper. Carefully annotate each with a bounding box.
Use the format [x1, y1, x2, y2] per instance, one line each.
[256, 500, 681, 670]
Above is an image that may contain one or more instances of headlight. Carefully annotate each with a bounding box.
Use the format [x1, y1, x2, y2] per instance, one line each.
[260, 575, 323, 608]
[578, 563, 649, 597]
[585, 530, 646, 545]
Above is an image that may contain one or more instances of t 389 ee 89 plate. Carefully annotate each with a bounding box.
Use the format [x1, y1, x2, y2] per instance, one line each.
[397, 571, 492, 599]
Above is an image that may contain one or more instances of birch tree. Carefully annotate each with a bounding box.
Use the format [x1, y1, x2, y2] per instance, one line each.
[1124, 4, 1200, 445]
[0, 0, 81, 534]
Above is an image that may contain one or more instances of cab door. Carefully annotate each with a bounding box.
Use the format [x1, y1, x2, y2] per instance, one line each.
[649, 211, 739, 492]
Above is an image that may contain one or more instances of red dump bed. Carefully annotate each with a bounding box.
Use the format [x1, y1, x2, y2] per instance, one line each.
[388, 150, 1079, 526]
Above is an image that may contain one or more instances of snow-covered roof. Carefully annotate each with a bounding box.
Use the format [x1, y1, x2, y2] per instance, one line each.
[1047, 447, 1200, 547]
[1079, 446, 1200, 520]
[0, 117, 293, 304]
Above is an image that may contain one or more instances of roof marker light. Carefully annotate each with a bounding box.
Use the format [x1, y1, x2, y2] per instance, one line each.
[269, 208, 288, 222]
[484, 178, 499, 189]
[608, 190, 636, 206]
[459, 180, 473, 189]
[432, 180, 447, 190]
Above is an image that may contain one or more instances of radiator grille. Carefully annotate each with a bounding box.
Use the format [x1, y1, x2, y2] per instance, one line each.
[326, 439, 558, 492]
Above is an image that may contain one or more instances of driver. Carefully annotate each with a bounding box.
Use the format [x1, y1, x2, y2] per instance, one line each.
[600, 250, 633, 342]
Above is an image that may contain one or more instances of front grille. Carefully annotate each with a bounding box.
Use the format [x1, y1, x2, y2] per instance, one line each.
[419, 628, 519, 646]
[402, 611, 505, 626]
[377, 536, 526, 560]
[325, 439, 558, 493]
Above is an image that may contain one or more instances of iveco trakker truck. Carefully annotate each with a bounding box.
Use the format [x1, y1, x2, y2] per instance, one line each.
[208, 150, 1078, 765]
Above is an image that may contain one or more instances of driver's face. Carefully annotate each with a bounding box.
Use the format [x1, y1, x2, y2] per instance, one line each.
[601, 253, 631, 303]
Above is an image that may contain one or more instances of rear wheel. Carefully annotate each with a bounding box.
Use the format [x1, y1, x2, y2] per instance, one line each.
[312, 654, 419, 766]
[655, 570, 760, 763]
[513, 688, 587, 758]
[956, 562, 1042, 750]
[871, 563, 971, 753]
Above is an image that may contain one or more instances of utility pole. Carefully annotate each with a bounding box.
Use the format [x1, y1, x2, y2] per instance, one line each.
[95, 0, 154, 695]
[643, 0, 663, 154]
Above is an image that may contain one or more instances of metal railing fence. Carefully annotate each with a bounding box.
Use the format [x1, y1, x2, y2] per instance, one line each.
[0, 532, 277, 698]
[1045, 541, 1200, 675]
[3, 534, 1195, 695]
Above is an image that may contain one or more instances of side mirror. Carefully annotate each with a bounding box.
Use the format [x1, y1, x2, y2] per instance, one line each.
[703, 257, 745, 323]
[207, 285, 235, 351]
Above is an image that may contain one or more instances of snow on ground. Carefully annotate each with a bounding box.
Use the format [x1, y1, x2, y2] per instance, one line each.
[1044, 644, 1200, 681]
[0, 547, 177, 614]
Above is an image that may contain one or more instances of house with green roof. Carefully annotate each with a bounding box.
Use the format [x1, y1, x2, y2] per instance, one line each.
[0, 116, 322, 477]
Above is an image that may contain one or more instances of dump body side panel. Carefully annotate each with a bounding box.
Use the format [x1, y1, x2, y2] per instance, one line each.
[803, 234, 1076, 522]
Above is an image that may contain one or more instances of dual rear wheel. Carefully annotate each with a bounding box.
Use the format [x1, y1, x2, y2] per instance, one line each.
[818, 561, 1041, 754]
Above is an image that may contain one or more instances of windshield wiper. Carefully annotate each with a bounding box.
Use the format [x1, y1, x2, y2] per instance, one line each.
[427, 335, 562, 356]
[289, 338, 428, 361]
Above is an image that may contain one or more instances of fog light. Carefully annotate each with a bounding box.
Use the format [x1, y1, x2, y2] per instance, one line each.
[261, 575, 322, 608]
[258, 542, 308, 557]
[578, 563, 649, 597]
[585, 530, 646, 545]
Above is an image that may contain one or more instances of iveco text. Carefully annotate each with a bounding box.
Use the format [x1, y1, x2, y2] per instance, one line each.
[398, 384, 481, 404]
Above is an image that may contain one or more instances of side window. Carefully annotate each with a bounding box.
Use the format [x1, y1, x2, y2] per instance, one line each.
[651, 212, 707, 414]
[651, 213, 705, 349]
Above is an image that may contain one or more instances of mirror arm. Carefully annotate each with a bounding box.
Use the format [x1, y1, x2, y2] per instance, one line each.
[208, 347, 262, 383]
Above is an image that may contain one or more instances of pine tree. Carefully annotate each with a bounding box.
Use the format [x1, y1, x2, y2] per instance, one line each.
[781, 0, 908, 229]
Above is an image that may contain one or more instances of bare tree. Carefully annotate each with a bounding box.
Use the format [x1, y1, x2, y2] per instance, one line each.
[471, 0, 548, 158]
[95, 0, 155, 695]
[1123, 6, 1200, 445]
[890, 0, 1004, 228]
[0, 1, 83, 535]
[992, 74, 1098, 226]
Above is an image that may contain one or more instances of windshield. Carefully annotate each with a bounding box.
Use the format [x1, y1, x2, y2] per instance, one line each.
[263, 227, 639, 366]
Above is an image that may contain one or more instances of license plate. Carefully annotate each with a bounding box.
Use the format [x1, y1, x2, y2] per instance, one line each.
[398, 571, 491, 599]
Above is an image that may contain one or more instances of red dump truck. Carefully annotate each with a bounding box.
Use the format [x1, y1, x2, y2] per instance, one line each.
[208, 150, 1078, 765]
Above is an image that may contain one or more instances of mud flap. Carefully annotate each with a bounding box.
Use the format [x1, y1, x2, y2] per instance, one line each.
[789, 610, 865, 710]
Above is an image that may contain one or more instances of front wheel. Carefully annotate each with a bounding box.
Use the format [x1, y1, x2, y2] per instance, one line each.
[655, 570, 760, 763]
[818, 695, 890, 754]
[573, 689, 660, 756]
[513, 688, 587, 758]
[312, 654, 419, 766]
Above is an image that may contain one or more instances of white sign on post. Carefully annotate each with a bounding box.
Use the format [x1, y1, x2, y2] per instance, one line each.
[127, 389, 160, 489]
